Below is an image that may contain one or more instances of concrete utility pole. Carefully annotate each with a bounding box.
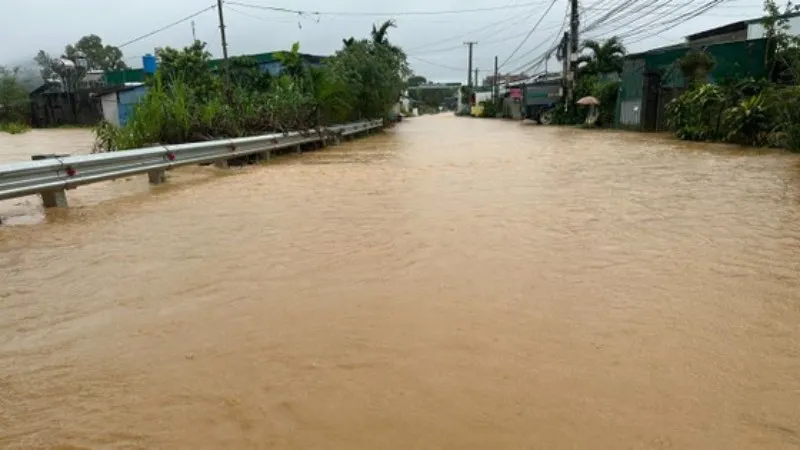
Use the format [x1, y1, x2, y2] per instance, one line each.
[464, 41, 477, 87]
[566, 0, 580, 107]
[493, 56, 499, 100]
[216, 0, 229, 61]
[474, 68, 479, 87]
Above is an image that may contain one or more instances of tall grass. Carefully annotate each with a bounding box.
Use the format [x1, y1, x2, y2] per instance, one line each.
[96, 72, 319, 151]
[0, 122, 30, 134]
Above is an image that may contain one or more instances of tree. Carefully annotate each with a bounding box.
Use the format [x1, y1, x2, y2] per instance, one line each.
[763, 0, 800, 83]
[34, 50, 58, 81]
[64, 34, 127, 71]
[678, 50, 716, 86]
[371, 20, 395, 46]
[577, 37, 627, 75]
[228, 56, 271, 92]
[33, 35, 127, 85]
[0, 67, 30, 123]
[156, 41, 216, 100]
[33, 50, 87, 92]
[330, 22, 410, 119]
[275, 42, 307, 80]
[407, 75, 427, 87]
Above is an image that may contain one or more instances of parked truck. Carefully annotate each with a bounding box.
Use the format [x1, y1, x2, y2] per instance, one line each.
[523, 80, 562, 124]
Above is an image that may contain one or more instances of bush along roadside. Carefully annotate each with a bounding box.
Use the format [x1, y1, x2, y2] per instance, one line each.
[95, 21, 409, 151]
[664, 0, 800, 152]
[665, 79, 800, 152]
[551, 75, 620, 127]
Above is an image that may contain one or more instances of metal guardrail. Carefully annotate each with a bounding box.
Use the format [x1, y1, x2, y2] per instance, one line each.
[0, 120, 383, 208]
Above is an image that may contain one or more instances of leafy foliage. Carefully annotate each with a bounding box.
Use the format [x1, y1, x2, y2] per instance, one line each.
[96, 22, 408, 150]
[763, 0, 800, 84]
[722, 94, 771, 146]
[678, 50, 716, 86]
[661, 0, 800, 152]
[64, 34, 127, 71]
[0, 122, 30, 134]
[551, 75, 619, 125]
[34, 34, 127, 88]
[407, 75, 427, 87]
[228, 56, 272, 92]
[577, 37, 626, 76]
[479, 100, 500, 118]
[665, 84, 725, 141]
[0, 67, 30, 124]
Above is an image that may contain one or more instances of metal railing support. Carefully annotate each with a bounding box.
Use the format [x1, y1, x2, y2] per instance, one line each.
[148, 170, 166, 184]
[41, 189, 68, 208]
[0, 120, 384, 210]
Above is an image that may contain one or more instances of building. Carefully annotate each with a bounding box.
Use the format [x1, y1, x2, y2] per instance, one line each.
[483, 73, 528, 87]
[104, 51, 325, 85]
[29, 82, 103, 127]
[615, 38, 769, 131]
[686, 12, 800, 45]
[95, 84, 147, 126]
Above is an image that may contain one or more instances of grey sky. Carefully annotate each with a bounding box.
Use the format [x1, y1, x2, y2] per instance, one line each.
[0, 0, 769, 82]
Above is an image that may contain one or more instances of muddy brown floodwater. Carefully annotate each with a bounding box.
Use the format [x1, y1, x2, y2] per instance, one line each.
[1, 115, 800, 449]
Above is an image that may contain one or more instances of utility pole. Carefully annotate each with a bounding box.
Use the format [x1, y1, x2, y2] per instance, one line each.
[464, 41, 477, 87]
[474, 68, 479, 87]
[216, 0, 229, 61]
[493, 56, 499, 100]
[566, 0, 580, 108]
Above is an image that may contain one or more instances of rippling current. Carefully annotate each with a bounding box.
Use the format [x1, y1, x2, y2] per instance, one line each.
[1, 115, 799, 449]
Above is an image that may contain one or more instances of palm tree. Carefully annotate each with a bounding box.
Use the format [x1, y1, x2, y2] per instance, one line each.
[577, 37, 627, 75]
[371, 20, 396, 46]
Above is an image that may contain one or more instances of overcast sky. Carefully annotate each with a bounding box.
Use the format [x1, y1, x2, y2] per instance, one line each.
[0, 0, 768, 83]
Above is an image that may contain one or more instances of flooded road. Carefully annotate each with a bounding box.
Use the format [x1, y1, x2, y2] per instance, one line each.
[2, 115, 800, 449]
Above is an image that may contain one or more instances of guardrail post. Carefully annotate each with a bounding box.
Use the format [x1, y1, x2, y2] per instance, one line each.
[295, 145, 302, 154]
[31, 155, 69, 208]
[41, 189, 68, 208]
[214, 159, 229, 169]
[148, 170, 166, 184]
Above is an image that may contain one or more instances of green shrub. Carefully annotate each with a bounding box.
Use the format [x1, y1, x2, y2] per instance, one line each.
[592, 80, 620, 126]
[479, 100, 500, 118]
[763, 85, 800, 151]
[95, 24, 408, 151]
[722, 94, 771, 146]
[0, 122, 30, 134]
[665, 84, 725, 141]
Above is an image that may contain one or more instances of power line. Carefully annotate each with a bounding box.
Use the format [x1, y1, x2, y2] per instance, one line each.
[503, 2, 570, 75]
[612, 0, 731, 43]
[226, 0, 552, 16]
[497, 0, 560, 69]
[408, 55, 464, 72]
[406, 1, 540, 54]
[117, 5, 217, 48]
[409, 21, 565, 55]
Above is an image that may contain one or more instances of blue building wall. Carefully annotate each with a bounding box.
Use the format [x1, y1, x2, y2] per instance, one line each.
[118, 86, 149, 126]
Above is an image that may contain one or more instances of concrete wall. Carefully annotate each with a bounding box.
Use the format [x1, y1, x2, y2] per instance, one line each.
[688, 29, 748, 46]
[748, 15, 800, 38]
[100, 93, 120, 126]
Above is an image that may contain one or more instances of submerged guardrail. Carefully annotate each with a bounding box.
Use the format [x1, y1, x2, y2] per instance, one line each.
[0, 120, 383, 208]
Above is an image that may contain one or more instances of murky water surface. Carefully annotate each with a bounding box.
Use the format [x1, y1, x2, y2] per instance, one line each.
[1, 115, 799, 449]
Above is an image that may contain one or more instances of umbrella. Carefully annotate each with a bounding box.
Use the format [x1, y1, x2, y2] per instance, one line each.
[576, 96, 600, 106]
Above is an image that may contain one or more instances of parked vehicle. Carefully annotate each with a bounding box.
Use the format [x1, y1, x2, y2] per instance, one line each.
[523, 80, 562, 124]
